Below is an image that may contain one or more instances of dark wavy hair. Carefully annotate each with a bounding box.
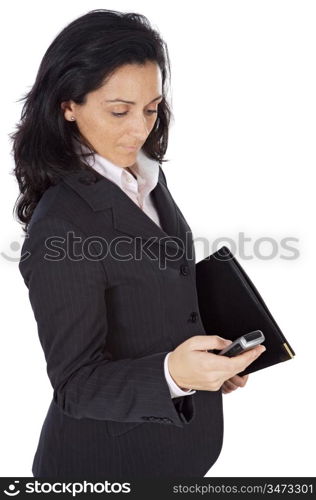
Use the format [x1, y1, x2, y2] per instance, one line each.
[10, 9, 173, 232]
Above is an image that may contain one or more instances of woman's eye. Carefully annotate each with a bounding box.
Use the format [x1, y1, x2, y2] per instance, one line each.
[111, 110, 158, 118]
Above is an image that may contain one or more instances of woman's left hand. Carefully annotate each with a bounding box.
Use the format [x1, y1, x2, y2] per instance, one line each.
[221, 374, 249, 394]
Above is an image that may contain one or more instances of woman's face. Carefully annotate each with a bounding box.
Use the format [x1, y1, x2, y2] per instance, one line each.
[61, 61, 163, 167]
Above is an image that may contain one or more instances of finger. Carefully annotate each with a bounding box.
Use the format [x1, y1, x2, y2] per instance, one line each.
[230, 345, 266, 373]
[229, 374, 249, 387]
[190, 335, 233, 352]
[221, 383, 230, 394]
[222, 387, 232, 394]
[224, 380, 239, 391]
[222, 383, 235, 394]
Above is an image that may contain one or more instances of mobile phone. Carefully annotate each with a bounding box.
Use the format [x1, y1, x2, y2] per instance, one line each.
[217, 330, 265, 357]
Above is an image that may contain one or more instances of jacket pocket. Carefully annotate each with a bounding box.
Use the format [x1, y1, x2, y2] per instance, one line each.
[106, 420, 144, 437]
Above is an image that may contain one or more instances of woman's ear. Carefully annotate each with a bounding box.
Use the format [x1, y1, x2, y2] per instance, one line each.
[61, 101, 76, 122]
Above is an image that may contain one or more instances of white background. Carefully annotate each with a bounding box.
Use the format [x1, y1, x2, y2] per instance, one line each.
[1, 0, 315, 477]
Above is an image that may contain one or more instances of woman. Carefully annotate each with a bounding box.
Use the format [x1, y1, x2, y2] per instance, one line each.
[12, 9, 264, 478]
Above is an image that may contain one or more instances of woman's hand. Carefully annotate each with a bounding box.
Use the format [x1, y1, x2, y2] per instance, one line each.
[221, 374, 249, 394]
[168, 335, 265, 392]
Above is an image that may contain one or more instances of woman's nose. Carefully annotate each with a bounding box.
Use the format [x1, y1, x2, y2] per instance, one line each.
[129, 116, 150, 141]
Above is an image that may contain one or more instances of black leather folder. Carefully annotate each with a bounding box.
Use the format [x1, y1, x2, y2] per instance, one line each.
[195, 246, 295, 376]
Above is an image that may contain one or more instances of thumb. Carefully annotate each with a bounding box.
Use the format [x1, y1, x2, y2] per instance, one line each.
[232, 344, 266, 373]
[190, 335, 233, 352]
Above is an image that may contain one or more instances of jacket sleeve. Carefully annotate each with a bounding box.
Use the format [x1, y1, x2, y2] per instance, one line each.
[19, 216, 195, 428]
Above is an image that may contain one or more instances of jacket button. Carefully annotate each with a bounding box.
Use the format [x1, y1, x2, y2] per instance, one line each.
[180, 264, 190, 276]
[188, 311, 198, 323]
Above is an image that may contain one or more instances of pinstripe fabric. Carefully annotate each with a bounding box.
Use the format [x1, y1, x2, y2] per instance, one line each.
[19, 165, 224, 478]
[83, 146, 195, 398]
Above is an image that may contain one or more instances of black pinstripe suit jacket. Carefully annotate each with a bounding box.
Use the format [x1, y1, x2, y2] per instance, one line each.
[18, 165, 223, 478]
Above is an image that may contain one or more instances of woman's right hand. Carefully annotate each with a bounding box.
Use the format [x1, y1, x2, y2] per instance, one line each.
[168, 335, 266, 391]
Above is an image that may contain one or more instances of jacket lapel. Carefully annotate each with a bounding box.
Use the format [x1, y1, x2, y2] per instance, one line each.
[62, 167, 181, 252]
